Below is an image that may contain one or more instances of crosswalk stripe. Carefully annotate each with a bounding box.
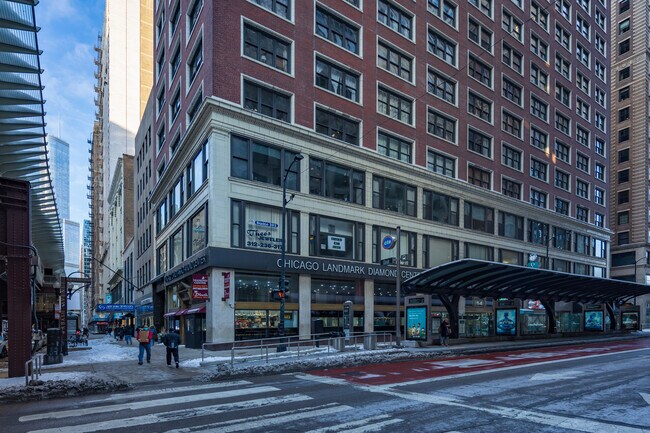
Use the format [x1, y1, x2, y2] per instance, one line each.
[164, 403, 353, 433]
[343, 419, 403, 432]
[19, 386, 279, 422]
[26, 394, 312, 433]
[304, 415, 400, 433]
[84, 381, 253, 403]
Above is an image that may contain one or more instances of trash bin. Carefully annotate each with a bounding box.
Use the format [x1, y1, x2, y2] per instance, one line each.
[312, 319, 324, 347]
[363, 333, 377, 350]
[332, 337, 346, 352]
[44, 328, 62, 365]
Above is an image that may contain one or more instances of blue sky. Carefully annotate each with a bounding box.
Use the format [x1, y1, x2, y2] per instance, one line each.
[37, 0, 105, 227]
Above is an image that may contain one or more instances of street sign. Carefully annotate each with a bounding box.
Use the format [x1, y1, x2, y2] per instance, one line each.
[380, 257, 396, 265]
[400, 254, 409, 261]
[527, 261, 539, 268]
[382, 235, 396, 250]
[105, 294, 112, 304]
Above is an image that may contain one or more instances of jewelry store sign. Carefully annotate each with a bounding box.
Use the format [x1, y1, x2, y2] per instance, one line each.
[246, 220, 282, 251]
[276, 258, 420, 279]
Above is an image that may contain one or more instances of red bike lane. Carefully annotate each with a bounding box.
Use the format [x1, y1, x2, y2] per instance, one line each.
[309, 338, 650, 386]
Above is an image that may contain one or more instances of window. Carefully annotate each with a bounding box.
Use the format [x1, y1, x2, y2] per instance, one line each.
[468, 128, 492, 157]
[502, 9, 523, 41]
[502, 43, 523, 74]
[169, 3, 181, 37]
[502, 111, 522, 138]
[157, 125, 166, 151]
[468, 92, 492, 122]
[528, 220, 549, 245]
[186, 141, 209, 196]
[595, 138, 605, 156]
[315, 107, 359, 145]
[170, 47, 180, 78]
[231, 135, 299, 190]
[618, 211, 629, 225]
[594, 213, 604, 228]
[309, 158, 364, 204]
[466, 243, 493, 261]
[428, 29, 456, 66]
[315, 7, 359, 54]
[575, 233, 591, 255]
[595, 163, 605, 181]
[499, 211, 524, 239]
[576, 99, 590, 121]
[596, 9, 606, 29]
[619, 39, 631, 55]
[619, 87, 630, 102]
[231, 200, 299, 254]
[156, 7, 165, 45]
[555, 53, 571, 80]
[309, 215, 364, 260]
[530, 127, 548, 151]
[170, 133, 181, 155]
[530, 95, 548, 121]
[372, 175, 416, 216]
[187, 90, 203, 124]
[156, 243, 167, 274]
[189, 206, 207, 256]
[618, 232, 630, 245]
[577, 0, 590, 12]
[169, 228, 183, 268]
[468, 165, 491, 189]
[428, 0, 457, 27]
[502, 144, 521, 170]
[619, 67, 630, 81]
[555, 169, 569, 190]
[427, 109, 456, 142]
[427, 150, 456, 178]
[576, 152, 589, 172]
[423, 190, 459, 225]
[531, 1, 549, 31]
[378, 86, 413, 124]
[618, 148, 630, 163]
[157, 49, 165, 79]
[188, 0, 203, 34]
[378, 41, 413, 82]
[502, 77, 522, 106]
[464, 201, 494, 233]
[595, 62, 606, 82]
[378, 0, 412, 39]
[576, 125, 589, 147]
[595, 112, 605, 131]
[576, 43, 590, 68]
[619, 0, 630, 14]
[555, 82, 571, 108]
[377, 131, 412, 163]
[618, 190, 629, 204]
[530, 64, 548, 92]
[468, 54, 492, 87]
[469, 17, 493, 52]
[243, 24, 290, 72]
[530, 189, 547, 208]
[555, 111, 570, 135]
[595, 34, 605, 55]
[253, 0, 290, 19]
[243, 80, 290, 122]
[595, 87, 606, 107]
[554, 140, 570, 163]
[576, 71, 591, 95]
[618, 169, 629, 183]
[373, 226, 416, 266]
[188, 40, 203, 84]
[576, 206, 588, 222]
[576, 15, 590, 40]
[619, 107, 630, 122]
[157, 88, 165, 114]
[555, 23, 571, 51]
[576, 179, 589, 198]
[594, 188, 604, 205]
[530, 33, 548, 61]
[619, 18, 630, 35]
[428, 68, 456, 104]
[555, 198, 569, 215]
[530, 158, 547, 181]
[170, 90, 181, 122]
[423, 236, 459, 268]
[469, 0, 492, 17]
[502, 178, 521, 199]
[619, 128, 630, 143]
[556, 0, 571, 21]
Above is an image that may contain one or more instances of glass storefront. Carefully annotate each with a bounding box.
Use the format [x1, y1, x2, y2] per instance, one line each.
[311, 278, 362, 304]
[520, 309, 547, 335]
[235, 309, 298, 340]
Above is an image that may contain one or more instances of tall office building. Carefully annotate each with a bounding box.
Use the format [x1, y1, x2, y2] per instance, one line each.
[62, 219, 81, 313]
[148, 1, 610, 344]
[49, 136, 70, 220]
[82, 219, 92, 324]
[610, 0, 650, 325]
[90, 0, 153, 312]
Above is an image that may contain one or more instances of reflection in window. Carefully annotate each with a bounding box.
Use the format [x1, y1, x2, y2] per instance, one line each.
[309, 158, 364, 204]
[372, 175, 416, 216]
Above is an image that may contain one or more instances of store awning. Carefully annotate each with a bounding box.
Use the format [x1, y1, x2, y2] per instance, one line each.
[186, 305, 206, 315]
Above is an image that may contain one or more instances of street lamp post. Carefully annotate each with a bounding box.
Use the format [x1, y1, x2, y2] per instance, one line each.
[278, 153, 303, 351]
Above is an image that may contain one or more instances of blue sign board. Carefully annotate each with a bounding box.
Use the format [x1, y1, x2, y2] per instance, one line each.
[96, 304, 135, 312]
[406, 306, 427, 341]
[382, 235, 396, 250]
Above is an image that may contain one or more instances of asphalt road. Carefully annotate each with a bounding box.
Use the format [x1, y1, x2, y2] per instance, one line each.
[2, 339, 650, 433]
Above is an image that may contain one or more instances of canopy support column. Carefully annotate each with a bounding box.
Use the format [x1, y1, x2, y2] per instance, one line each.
[439, 294, 460, 338]
[605, 302, 617, 330]
[540, 299, 557, 334]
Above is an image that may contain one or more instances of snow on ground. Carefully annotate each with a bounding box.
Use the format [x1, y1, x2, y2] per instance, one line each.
[40, 335, 135, 368]
[0, 371, 95, 389]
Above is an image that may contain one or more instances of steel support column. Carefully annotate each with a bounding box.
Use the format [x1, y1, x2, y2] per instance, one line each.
[540, 299, 557, 334]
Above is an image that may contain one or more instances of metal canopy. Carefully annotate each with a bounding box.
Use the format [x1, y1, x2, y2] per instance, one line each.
[402, 259, 650, 304]
[0, 0, 63, 271]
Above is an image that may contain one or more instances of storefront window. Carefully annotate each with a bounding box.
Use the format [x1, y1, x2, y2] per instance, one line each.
[170, 228, 183, 267]
[235, 309, 297, 340]
[231, 200, 299, 254]
[156, 243, 167, 275]
[372, 226, 416, 266]
[235, 273, 298, 303]
[189, 206, 207, 255]
[311, 278, 363, 304]
[309, 215, 364, 260]
[520, 309, 547, 335]
[374, 282, 396, 306]
[423, 235, 458, 267]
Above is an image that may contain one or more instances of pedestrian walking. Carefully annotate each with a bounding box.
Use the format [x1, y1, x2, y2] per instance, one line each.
[162, 328, 181, 368]
[137, 326, 153, 365]
[149, 325, 158, 347]
[124, 325, 133, 345]
[439, 318, 451, 346]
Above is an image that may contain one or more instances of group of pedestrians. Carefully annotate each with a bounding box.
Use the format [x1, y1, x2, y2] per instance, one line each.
[134, 325, 181, 368]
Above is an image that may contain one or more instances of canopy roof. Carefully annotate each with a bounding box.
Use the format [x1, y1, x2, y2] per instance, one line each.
[0, 0, 63, 271]
[402, 260, 650, 304]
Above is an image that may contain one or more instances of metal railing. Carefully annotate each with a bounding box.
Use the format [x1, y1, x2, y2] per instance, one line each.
[24, 353, 44, 386]
[201, 332, 394, 367]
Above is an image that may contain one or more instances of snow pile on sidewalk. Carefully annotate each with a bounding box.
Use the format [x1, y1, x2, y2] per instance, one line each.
[0, 374, 130, 403]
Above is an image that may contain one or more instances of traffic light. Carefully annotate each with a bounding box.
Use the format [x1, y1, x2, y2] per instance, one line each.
[279, 279, 290, 293]
[270, 289, 285, 301]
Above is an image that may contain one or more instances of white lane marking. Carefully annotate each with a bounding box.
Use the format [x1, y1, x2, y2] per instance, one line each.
[26, 394, 311, 433]
[305, 415, 401, 433]
[19, 386, 279, 422]
[165, 403, 353, 433]
[530, 371, 582, 381]
[84, 381, 252, 403]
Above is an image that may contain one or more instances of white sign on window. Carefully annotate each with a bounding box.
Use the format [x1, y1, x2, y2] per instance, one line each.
[327, 235, 346, 252]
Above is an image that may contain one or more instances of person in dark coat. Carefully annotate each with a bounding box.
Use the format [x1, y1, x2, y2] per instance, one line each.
[162, 328, 181, 368]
